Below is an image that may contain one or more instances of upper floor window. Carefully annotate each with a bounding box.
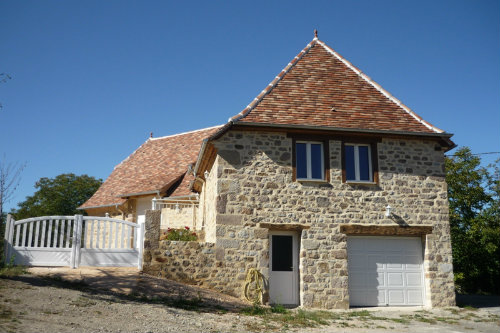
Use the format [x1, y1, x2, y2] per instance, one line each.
[296, 141, 324, 180]
[345, 144, 372, 182]
[343, 142, 378, 183]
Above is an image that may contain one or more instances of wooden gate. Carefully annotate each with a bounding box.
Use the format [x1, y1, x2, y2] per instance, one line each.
[3, 214, 144, 269]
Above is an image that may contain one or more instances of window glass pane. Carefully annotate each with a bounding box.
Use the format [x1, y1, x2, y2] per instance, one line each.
[358, 146, 370, 181]
[296, 143, 307, 179]
[310, 144, 323, 179]
[272, 235, 293, 271]
[345, 145, 355, 180]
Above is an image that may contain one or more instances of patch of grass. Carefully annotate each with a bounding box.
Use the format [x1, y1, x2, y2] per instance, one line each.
[170, 296, 203, 310]
[348, 310, 372, 319]
[70, 296, 97, 307]
[435, 316, 458, 324]
[43, 310, 61, 315]
[0, 265, 27, 278]
[446, 307, 461, 315]
[0, 303, 14, 320]
[241, 303, 269, 316]
[270, 303, 288, 314]
[461, 305, 478, 311]
[411, 314, 437, 324]
[390, 317, 410, 324]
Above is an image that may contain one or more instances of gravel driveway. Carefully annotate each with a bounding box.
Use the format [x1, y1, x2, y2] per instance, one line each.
[0, 267, 498, 333]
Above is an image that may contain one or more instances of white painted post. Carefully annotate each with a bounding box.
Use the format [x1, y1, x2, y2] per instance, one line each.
[70, 216, 79, 269]
[137, 223, 144, 270]
[3, 214, 13, 264]
[73, 215, 83, 268]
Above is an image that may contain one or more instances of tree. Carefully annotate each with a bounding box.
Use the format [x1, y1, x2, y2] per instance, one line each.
[0, 158, 25, 224]
[0, 158, 25, 262]
[445, 147, 500, 294]
[11, 173, 102, 220]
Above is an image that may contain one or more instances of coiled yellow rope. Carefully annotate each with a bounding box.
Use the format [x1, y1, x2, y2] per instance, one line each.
[244, 268, 265, 303]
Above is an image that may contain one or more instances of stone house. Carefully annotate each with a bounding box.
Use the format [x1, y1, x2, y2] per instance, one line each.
[81, 35, 456, 309]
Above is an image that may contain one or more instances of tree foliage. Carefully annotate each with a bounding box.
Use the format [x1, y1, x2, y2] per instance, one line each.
[0, 158, 25, 224]
[445, 147, 500, 294]
[11, 173, 102, 219]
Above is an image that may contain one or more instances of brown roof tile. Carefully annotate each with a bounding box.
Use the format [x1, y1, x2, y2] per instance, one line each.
[230, 38, 443, 134]
[80, 126, 222, 209]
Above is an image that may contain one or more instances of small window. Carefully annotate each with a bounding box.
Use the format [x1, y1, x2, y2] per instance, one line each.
[296, 141, 324, 180]
[345, 144, 372, 182]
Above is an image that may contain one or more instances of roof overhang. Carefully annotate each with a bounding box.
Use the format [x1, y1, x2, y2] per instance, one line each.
[232, 122, 456, 151]
[77, 202, 125, 210]
[116, 190, 160, 198]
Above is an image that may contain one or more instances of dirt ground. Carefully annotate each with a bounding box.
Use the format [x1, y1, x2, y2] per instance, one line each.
[0, 267, 499, 333]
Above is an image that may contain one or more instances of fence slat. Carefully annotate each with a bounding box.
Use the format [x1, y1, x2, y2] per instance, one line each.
[90, 220, 94, 248]
[83, 220, 88, 249]
[41, 220, 46, 247]
[22, 223, 27, 247]
[34, 221, 40, 247]
[102, 221, 107, 249]
[28, 222, 34, 247]
[60, 220, 65, 248]
[47, 220, 53, 247]
[65, 220, 72, 248]
[96, 220, 101, 248]
[54, 220, 60, 247]
[120, 223, 124, 248]
[127, 225, 132, 249]
[15, 225, 21, 247]
[114, 222, 119, 249]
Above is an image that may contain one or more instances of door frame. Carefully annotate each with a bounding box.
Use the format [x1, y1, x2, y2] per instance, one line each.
[269, 230, 300, 306]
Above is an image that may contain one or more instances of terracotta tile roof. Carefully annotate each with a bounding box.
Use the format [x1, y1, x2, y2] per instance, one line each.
[80, 125, 222, 209]
[230, 38, 444, 134]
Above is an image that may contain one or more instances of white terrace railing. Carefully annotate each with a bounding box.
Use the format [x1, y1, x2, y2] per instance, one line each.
[152, 198, 200, 230]
[3, 214, 143, 269]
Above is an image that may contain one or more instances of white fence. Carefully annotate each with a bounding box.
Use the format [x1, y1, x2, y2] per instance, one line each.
[3, 214, 144, 269]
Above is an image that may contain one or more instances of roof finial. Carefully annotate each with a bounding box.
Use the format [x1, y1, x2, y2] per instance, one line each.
[150, 132, 153, 138]
[314, 29, 318, 39]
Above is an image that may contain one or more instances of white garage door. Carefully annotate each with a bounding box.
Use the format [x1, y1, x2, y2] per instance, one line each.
[347, 236, 425, 307]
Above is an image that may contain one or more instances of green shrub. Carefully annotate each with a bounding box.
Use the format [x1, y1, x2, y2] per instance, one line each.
[160, 227, 198, 241]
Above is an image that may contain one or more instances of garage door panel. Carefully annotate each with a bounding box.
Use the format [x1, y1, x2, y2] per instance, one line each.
[348, 236, 424, 307]
[367, 254, 385, 269]
[408, 290, 424, 304]
[406, 272, 423, 286]
[387, 272, 404, 286]
[349, 254, 366, 268]
[388, 289, 405, 304]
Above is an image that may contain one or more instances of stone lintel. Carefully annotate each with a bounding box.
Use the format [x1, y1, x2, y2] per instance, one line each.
[258, 222, 311, 231]
[340, 224, 433, 236]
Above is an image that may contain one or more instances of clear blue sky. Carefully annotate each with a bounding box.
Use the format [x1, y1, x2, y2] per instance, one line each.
[1, 0, 499, 212]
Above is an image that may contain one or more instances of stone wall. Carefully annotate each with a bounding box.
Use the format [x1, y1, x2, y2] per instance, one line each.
[209, 130, 455, 308]
[142, 129, 455, 309]
[142, 240, 218, 285]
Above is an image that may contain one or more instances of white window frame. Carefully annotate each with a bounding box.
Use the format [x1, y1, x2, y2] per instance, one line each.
[345, 143, 373, 182]
[296, 141, 324, 181]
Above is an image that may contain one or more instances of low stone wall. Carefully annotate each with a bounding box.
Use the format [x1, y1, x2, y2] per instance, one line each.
[142, 240, 218, 286]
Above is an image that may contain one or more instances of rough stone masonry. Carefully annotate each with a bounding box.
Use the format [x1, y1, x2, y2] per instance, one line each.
[143, 129, 456, 309]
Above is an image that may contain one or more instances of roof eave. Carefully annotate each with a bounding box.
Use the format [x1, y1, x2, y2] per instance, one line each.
[232, 121, 454, 139]
[78, 202, 125, 210]
[116, 190, 160, 198]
